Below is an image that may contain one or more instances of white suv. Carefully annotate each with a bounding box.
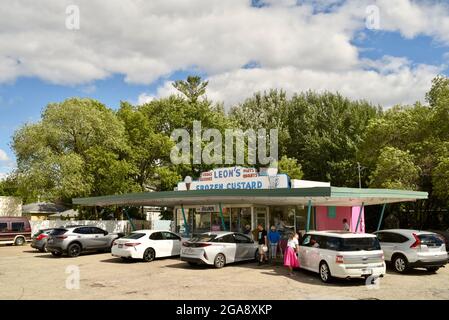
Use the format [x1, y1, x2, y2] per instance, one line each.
[374, 229, 448, 273]
[299, 231, 386, 283]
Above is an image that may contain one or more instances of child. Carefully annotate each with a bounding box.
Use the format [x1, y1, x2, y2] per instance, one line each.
[284, 233, 300, 276]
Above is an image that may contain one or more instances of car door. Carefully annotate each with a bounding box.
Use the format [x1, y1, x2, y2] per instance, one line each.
[308, 235, 323, 272]
[375, 232, 394, 261]
[233, 233, 253, 260]
[149, 232, 168, 257]
[161, 232, 181, 256]
[217, 234, 237, 263]
[90, 227, 109, 249]
[299, 234, 312, 269]
[73, 227, 96, 249]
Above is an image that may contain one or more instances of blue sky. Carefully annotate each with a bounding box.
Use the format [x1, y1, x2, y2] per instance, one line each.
[1, 0, 449, 177]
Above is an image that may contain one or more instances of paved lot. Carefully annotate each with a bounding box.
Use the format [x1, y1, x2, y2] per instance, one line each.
[0, 245, 448, 300]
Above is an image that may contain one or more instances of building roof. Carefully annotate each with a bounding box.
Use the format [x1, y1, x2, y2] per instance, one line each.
[48, 209, 79, 218]
[72, 187, 428, 207]
[22, 202, 67, 214]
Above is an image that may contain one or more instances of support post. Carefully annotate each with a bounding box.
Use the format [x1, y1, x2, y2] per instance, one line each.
[123, 207, 136, 231]
[377, 203, 387, 231]
[355, 202, 365, 233]
[218, 203, 226, 231]
[306, 200, 312, 232]
[181, 204, 189, 236]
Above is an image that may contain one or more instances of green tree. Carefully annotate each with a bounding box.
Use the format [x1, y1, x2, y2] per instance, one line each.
[277, 155, 304, 179]
[12, 98, 137, 203]
[368, 147, 420, 190]
[172, 75, 209, 103]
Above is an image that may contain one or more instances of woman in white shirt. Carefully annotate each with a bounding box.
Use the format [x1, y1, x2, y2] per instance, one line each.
[283, 233, 300, 276]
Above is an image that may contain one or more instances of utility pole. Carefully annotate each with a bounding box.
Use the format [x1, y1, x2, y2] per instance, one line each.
[357, 162, 362, 189]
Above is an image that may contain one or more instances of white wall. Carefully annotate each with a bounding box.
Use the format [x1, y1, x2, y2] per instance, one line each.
[0, 196, 22, 217]
[29, 219, 173, 235]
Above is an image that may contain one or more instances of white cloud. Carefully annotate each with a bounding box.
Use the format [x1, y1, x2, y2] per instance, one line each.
[0, 149, 10, 162]
[137, 92, 155, 105]
[1, 0, 448, 107]
[0, 172, 6, 181]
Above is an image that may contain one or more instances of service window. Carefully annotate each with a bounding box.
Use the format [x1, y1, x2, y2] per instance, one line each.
[149, 232, 164, 240]
[11, 222, 25, 232]
[0, 222, 8, 232]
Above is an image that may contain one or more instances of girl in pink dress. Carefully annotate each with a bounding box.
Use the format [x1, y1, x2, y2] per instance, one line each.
[284, 233, 300, 276]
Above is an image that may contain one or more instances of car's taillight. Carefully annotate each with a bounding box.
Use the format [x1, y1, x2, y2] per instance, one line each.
[336, 255, 344, 264]
[410, 233, 421, 249]
[196, 243, 212, 247]
[182, 242, 190, 247]
[381, 254, 385, 261]
[36, 234, 48, 241]
[125, 242, 140, 247]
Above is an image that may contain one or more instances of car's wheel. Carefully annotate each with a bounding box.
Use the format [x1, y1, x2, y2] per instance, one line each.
[426, 267, 440, 273]
[214, 253, 226, 268]
[14, 237, 25, 246]
[319, 261, 332, 283]
[143, 248, 155, 262]
[51, 251, 62, 257]
[392, 254, 409, 273]
[67, 243, 82, 257]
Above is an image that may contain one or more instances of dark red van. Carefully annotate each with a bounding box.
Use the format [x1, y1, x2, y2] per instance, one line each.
[0, 217, 32, 245]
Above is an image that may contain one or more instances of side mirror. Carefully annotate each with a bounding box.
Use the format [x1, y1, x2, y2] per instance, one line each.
[104, 231, 108, 236]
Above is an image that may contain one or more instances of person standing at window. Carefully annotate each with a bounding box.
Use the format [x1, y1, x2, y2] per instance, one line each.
[268, 225, 281, 264]
[342, 218, 350, 232]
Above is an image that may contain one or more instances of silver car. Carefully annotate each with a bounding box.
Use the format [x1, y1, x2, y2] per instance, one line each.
[47, 225, 121, 257]
[181, 231, 259, 268]
[374, 229, 448, 273]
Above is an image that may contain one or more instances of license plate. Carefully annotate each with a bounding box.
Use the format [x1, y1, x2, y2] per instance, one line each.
[361, 269, 372, 275]
[118, 244, 123, 248]
[183, 248, 193, 254]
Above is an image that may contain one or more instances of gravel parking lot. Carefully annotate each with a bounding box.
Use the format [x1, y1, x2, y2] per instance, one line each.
[1, 245, 448, 300]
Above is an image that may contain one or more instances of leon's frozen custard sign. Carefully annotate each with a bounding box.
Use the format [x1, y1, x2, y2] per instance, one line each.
[176, 167, 289, 191]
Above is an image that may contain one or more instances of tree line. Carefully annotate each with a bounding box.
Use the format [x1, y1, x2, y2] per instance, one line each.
[1, 75, 448, 229]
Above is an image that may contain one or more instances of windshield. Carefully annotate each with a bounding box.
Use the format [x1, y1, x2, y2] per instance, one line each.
[189, 234, 218, 243]
[338, 237, 381, 251]
[123, 233, 145, 239]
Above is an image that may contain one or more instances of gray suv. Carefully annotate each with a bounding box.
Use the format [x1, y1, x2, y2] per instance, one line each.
[47, 225, 121, 257]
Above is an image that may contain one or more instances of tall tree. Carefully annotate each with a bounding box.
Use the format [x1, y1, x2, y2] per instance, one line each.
[172, 75, 209, 103]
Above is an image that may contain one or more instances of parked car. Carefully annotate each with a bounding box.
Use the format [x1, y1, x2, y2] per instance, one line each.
[31, 228, 55, 252]
[112, 230, 182, 262]
[374, 229, 448, 273]
[298, 231, 386, 283]
[181, 231, 259, 268]
[46, 225, 121, 257]
[0, 216, 32, 246]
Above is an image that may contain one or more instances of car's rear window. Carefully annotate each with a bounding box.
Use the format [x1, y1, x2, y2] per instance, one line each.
[338, 237, 381, 251]
[190, 234, 217, 242]
[50, 228, 68, 236]
[419, 234, 444, 247]
[123, 233, 145, 239]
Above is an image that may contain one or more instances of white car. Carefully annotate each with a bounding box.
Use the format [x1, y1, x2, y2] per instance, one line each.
[181, 231, 259, 268]
[111, 230, 182, 262]
[374, 229, 448, 273]
[299, 231, 386, 283]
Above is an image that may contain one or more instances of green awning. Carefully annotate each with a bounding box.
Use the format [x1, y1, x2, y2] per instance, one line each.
[72, 187, 428, 207]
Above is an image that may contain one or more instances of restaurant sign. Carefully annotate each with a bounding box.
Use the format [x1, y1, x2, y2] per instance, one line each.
[176, 167, 289, 191]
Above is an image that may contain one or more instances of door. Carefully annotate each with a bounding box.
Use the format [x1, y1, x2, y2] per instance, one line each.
[73, 227, 96, 249]
[233, 233, 254, 260]
[375, 232, 395, 261]
[90, 227, 109, 249]
[299, 234, 312, 269]
[217, 234, 237, 263]
[308, 235, 323, 272]
[149, 232, 170, 257]
[162, 232, 181, 256]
